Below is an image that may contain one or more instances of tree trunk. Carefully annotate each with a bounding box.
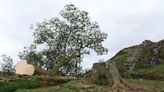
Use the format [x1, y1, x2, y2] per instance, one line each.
[51, 59, 65, 75]
[108, 61, 129, 92]
[108, 61, 150, 92]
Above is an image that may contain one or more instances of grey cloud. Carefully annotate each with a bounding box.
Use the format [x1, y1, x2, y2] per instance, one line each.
[0, 0, 164, 69]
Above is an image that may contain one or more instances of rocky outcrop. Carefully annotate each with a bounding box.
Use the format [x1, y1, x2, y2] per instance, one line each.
[87, 39, 164, 78]
[110, 39, 164, 72]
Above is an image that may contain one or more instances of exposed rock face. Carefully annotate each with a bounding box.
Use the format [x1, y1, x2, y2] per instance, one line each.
[15, 60, 35, 75]
[109, 39, 164, 72]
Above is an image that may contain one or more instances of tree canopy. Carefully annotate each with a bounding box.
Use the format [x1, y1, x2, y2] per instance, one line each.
[1, 54, 14, 75]
[19, 4, 108, 75]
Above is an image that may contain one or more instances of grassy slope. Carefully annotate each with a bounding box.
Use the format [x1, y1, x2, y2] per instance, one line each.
[134, 64, 164, 74]
[128, 79, 164, 92]
[0, 77, 40, 92]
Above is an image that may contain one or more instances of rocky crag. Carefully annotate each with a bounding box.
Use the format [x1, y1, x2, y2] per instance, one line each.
[112, 39, 164, 73]
[86, 39, 164, 81]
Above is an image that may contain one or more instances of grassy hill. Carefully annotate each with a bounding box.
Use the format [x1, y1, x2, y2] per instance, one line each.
[108, 40, 164, 78]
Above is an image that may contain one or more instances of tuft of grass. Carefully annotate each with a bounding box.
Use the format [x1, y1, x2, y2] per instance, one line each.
[16, 81, 79, 92]
[0, 77, 40, 92]
[16, 81, 107, 92]
[134, 64, 164, 74]
[128, 78, 164, 91]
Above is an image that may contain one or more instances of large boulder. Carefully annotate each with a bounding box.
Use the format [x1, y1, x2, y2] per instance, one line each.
[15, 60, 35, 75]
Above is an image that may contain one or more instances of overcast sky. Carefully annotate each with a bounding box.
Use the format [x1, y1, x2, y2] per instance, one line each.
[0, 0, 164, 69]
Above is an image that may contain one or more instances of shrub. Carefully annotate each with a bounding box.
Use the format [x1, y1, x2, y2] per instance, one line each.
[0, 54, 14, 76]
[159, 47, 164, 59]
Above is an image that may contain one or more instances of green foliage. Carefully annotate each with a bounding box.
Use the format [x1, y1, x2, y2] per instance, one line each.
[159, 46, 164, 59]
[0, 54, 14, 75]
[18, 44, 45, 69]
[19, 4, 108, 75]
[0, 78, 40, 92]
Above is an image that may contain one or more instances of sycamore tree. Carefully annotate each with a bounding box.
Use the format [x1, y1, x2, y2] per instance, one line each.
[18, 4, 151, 91]
[19, 4, 108, 75]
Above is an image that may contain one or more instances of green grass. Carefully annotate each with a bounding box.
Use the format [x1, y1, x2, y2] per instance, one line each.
[0, 77, 40, 92]
[16, 81, 79, 92]
[128, 78, 164, 91]
[134, 64, 164, 74]
[16, 78, 164, 92]
[16, 81, 107, 92]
